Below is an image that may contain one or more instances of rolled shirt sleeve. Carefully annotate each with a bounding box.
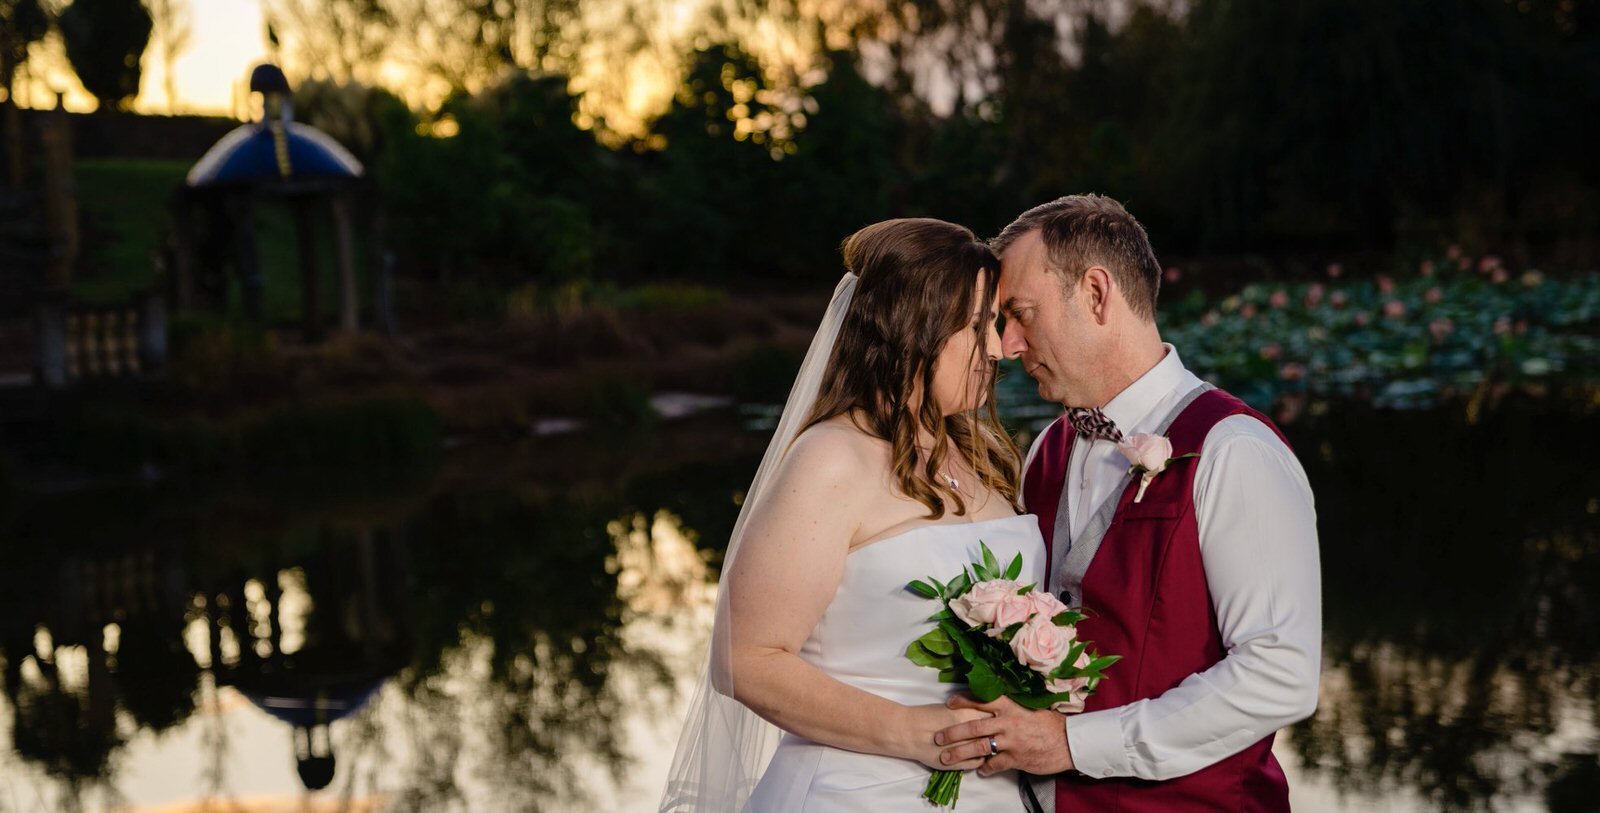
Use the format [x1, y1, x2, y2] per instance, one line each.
[1065, 414, 1322, 780]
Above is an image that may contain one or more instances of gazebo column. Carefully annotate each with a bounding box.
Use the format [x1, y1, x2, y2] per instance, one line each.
[331, 193, 359, 332]
[229, 193, 263, 322]
[292, 195, 321, 341]
[170, 194, 196, 311]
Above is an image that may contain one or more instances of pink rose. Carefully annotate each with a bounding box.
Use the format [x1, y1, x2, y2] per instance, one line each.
[1330, 290, 1348, 309]
[1420, 259, 1435, 277]
[1424, 286, 1443, 304]
[1354, 311, 1370, 327]
[1046, 676, 1091, 714]
[1116, 433, 1172, 474]
[1383, 300, 1406, 319]
[950, 579, 1017, 627]
[1377, 275, 1396, 295]
[1269, 289, 1289, 309]
[1011, 617, 1072, 674]
[1491, 267, 1510, 285]
[1446, 244, 1462, 260]
[1280, 362, 1308, 381]
[1045, 649, 1094, 713]
[1304, 283, 1325, 308]
[1326, 262, 1343, 279]
[1493, 316, 1512, 335]
[1240, 303, 1258, 319]
[1259, 343, 1282, 361]
[1027, 590, 1070, 621]
[987, 593, 1035, 636]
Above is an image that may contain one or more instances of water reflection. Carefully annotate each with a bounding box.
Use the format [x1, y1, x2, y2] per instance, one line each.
[1282, 398, 1600, 811]
[0, 402, 1596, 810]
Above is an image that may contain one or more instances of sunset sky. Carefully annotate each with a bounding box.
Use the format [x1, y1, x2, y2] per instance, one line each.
[18, 0, 270, 117]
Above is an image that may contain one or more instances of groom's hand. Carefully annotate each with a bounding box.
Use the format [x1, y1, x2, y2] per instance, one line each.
[934, 694, 1075, 777]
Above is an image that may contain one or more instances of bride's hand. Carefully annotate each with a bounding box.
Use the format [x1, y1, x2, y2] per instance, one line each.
[904, 703, 992, 771]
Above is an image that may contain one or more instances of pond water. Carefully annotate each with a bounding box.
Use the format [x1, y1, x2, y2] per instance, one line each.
[1, 374, 1596, 812]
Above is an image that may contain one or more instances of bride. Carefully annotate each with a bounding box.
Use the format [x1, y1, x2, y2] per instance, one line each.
[661, 219, 1047, 811]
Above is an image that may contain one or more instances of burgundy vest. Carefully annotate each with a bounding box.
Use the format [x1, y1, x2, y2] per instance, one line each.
[1022, 388, 1292, 813]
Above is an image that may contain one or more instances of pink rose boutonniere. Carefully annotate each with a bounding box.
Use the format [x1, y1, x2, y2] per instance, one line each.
[1116, 433, 1200, 503]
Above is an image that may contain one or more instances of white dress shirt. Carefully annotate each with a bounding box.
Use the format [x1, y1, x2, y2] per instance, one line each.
[1023, 344, 1323, 781]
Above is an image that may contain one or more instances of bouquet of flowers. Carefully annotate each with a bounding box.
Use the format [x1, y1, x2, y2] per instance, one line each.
[905, 542, 1118, 808]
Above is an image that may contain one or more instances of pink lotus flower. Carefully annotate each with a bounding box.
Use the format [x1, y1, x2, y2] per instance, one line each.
[1383, 300, 1406, 319]
[1330, 290, 1348, 309]
[1420, 259, 1436, 277]
[1305, 283, 1326, 307]
[1269, 289, 1290, 309]
[950, 579, 1019, 627]
[1377, 275, 1396, 295]
[1327, 262, 1344, 279]
[1429, 318, 1454, 342]
[1164, 267, 1182, 284]
[1424, 286, 1443, 304]
[1011, 617, 1073, 674]
[1280, 362, 1308, 381]
[1259, 343, 1282, 361]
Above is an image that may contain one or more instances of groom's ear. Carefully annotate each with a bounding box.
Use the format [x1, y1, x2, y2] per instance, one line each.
[1082, 265, 1114, 325]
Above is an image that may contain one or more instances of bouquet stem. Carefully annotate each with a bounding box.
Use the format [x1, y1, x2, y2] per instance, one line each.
[922, 769, 962, 808]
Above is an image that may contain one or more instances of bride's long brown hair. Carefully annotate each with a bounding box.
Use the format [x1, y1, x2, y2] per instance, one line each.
[802, 218, 1021, 518]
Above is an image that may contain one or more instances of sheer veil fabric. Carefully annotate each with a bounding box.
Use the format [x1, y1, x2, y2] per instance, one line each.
[659, 273, 858, 812]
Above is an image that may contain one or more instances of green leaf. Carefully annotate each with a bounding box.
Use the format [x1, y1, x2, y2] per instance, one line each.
[966, 658, 1006, 701]
[918, 626, 956, 656]
[1052, 610, 1084, 626]
[1004, 553, 1023, 581]
[1084, 654, 1121, 673]
[940, 620, 978, 663]
[981, 541, 999, 577]
[906, 642, 952, 669]
[1018, 583, 1036, 595]
[946, 570, 972, 599]
[937, 668, 961, 683]
[907, 580, 940, 599]
[1050, 641, 1089, 679]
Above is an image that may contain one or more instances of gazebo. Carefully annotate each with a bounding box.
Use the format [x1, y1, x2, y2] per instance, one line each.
[171, 64, 366, 339]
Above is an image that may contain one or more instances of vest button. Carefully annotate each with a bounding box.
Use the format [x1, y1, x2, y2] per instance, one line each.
[1059, 590, 1073, 605]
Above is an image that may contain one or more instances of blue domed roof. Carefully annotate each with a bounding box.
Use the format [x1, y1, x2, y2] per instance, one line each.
[187, 121, 364, 188]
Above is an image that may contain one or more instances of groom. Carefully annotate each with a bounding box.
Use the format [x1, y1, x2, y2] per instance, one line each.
[934, 195, 1322, 811]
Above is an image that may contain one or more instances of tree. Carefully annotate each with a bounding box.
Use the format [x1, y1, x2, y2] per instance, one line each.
[146, 0, 191, 114]
[59, 0, 152, 112]
[0, 0, 50, 185]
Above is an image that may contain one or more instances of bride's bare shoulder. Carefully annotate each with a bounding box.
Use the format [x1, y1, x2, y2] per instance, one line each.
[785, 414, 889, 475]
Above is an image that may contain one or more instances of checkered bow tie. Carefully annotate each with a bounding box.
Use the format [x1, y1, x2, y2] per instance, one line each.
[1065, 406, 1123, 444]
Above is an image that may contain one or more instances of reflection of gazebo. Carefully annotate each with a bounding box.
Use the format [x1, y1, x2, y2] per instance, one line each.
[239, 678, 387, 790]
[171, 64, 365, 339]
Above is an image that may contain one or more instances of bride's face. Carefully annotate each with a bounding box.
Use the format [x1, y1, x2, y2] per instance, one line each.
[930, 273, 1002, 415]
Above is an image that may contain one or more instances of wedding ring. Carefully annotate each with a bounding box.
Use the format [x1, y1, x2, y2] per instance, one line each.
[988, 736, 1000, 757]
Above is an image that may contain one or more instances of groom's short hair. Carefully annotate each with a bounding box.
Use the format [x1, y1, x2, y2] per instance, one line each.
[990, 194, 1161, 320]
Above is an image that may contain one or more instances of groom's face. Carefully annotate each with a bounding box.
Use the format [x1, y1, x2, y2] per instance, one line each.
[997, 230, 1093, 406]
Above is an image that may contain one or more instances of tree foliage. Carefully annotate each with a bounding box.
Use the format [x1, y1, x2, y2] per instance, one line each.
[59, 0, 152, 112]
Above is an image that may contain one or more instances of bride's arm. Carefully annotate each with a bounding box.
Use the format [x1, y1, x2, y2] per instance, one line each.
[721, 427, 986, 770]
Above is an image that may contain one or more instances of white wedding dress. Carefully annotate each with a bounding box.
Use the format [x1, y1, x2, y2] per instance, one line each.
[745, 513, 1046, 811]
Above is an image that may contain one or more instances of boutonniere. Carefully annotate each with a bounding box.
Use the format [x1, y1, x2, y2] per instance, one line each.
[1116, 433, 1200, 502]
